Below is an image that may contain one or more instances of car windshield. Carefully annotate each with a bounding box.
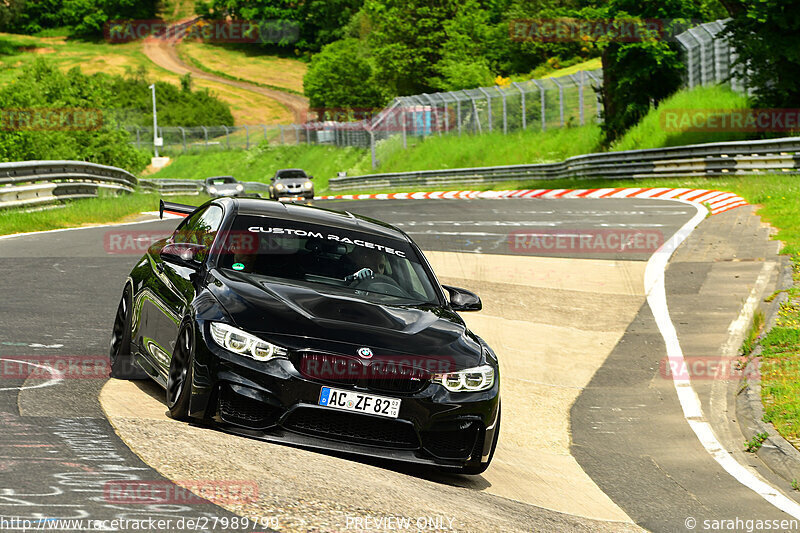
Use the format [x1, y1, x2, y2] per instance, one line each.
[277, 171, 306, 180]
[208, 177, 236, 185]
[217, 215, 440, 305]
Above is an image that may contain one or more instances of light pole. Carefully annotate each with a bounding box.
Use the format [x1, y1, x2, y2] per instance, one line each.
[148, 84, 162, 157]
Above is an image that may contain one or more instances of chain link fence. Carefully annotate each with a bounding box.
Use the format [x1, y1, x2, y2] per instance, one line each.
[127, 19, 750, 168]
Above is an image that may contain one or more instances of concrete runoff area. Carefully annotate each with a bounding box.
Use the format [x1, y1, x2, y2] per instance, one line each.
[100, 250, 646, 531]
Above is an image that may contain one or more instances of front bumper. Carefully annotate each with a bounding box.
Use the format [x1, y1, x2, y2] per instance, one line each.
[188, 327, 500, 471]
[272, 187, 314, 199]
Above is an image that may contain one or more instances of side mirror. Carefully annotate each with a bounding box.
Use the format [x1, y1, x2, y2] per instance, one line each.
[160, 242, 206, 267]
[442, 285, 482, 312]
[307, 175, 314, 180]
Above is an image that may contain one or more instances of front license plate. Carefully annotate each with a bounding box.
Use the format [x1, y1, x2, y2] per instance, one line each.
[318, 387, 401, 419]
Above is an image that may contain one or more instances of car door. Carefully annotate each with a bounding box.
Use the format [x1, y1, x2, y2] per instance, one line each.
[149, 205, 224, 377]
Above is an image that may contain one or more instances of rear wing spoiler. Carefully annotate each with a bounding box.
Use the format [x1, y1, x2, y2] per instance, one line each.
[159, 200, 195, 219]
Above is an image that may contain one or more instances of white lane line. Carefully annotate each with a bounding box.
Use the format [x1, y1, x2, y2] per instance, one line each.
[644, 201, 800, 518]
[0, 358, 63, 392]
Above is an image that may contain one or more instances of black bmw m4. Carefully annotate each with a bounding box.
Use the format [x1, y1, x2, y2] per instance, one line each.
[109, 197, 500, 474]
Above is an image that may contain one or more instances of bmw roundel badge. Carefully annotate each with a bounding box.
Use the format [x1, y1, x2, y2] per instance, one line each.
[357, 347, 373, 359]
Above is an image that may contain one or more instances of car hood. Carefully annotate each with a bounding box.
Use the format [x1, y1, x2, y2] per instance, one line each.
[206, 271, 483, 365]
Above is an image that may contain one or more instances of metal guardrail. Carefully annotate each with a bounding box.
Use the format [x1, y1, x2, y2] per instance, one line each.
[0, 161, 138, 210]
[139, 179, 270, 196]
[329, 137, 800, 191]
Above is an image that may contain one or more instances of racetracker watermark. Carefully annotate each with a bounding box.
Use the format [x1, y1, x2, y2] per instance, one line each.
[345, 515, 456, 531]
[661, 109, 800, 132]
[300, 354, 456, 382]
[105, 19, 299, 43]
[509, 18, 695, 42]
[104, 480, 258, 505]
[508, 229, 664, 254]
[660, 356, 756, 380]
[0, 108, 103, 131]
[1, 356, 108, 380]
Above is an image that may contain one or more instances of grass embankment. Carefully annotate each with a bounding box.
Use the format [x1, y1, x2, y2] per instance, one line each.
[0, 32, 290, 124]
[176, 41, 306, 95]
[0, 193, 207, 236]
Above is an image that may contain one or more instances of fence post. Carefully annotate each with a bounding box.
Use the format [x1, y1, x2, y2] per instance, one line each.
[293, 124, 300, 145]
[369, 126, 377, 169]
[477, 87, 492, 132]
[223, 126, 230, 149]
[135, 126, 141, 149]
[531, 80, 546, 131]
[578, 71, 585, 126]
[470, 97, 482, 134]
[496, 87, 507, 134]
[456, 95, 462, 136]
[245, 125, 250, 150]
[551, 77, 564, 126]
[306, 123, 311, 145]
[512, 82, 526, 130]
[402, 106, 407, 149]
[178, 127, 186, 153]
[202, 126, 208, 149]
[585, 70, 602, 122]
[279, 125, 284, 144]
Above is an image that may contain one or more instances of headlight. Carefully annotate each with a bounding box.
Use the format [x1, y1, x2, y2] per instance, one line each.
[208, 186, 217, 194]
[235, 184, 244, 191]
[432, 364, 495, 392]
[303, 181, 313, 190]
[209, 322, 287, 361]
[275, 183, 285, 191]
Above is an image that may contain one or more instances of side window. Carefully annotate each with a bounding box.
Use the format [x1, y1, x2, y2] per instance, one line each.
[173, 206, 224, 256]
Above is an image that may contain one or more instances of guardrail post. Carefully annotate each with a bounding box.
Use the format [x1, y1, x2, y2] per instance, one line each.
[512, 82, 526, 130]
[202, 126, 209, 149]
[477, 87, 492, 133]
[178, 127, 187, 153]
[245, 125, 250, 150]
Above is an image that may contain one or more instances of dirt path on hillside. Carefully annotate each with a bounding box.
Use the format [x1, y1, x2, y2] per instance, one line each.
[142, 21, 309, 123]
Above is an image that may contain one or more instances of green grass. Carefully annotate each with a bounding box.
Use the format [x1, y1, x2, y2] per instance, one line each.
[611, 85, 753, 151]
[0, 192, 208, 236]
[149, 144, 368, 192]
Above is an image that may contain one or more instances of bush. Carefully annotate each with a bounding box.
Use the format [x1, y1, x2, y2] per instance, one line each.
[0, 60, 148, 171]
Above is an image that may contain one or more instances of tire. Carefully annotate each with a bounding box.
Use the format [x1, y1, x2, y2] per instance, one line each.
[455, 404, 501, 475]
[166, 323, 194, 420]
[109, 286, 148, 379]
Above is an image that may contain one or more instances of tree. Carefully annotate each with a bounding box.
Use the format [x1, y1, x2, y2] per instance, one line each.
[723, 1, 800, 109]
[585, 0, 708, 144]
[303, 38, 386, 109]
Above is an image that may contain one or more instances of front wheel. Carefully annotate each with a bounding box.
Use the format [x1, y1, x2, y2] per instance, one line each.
[166, 324, 194, 420]
[109, 286, 148, 379]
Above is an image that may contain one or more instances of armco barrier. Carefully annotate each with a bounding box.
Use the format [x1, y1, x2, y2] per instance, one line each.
[0, 161, 138, 210]
[329, 137, 800, 191]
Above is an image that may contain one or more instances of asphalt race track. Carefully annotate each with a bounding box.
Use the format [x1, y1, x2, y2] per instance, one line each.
[0, 197, 796, 532]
